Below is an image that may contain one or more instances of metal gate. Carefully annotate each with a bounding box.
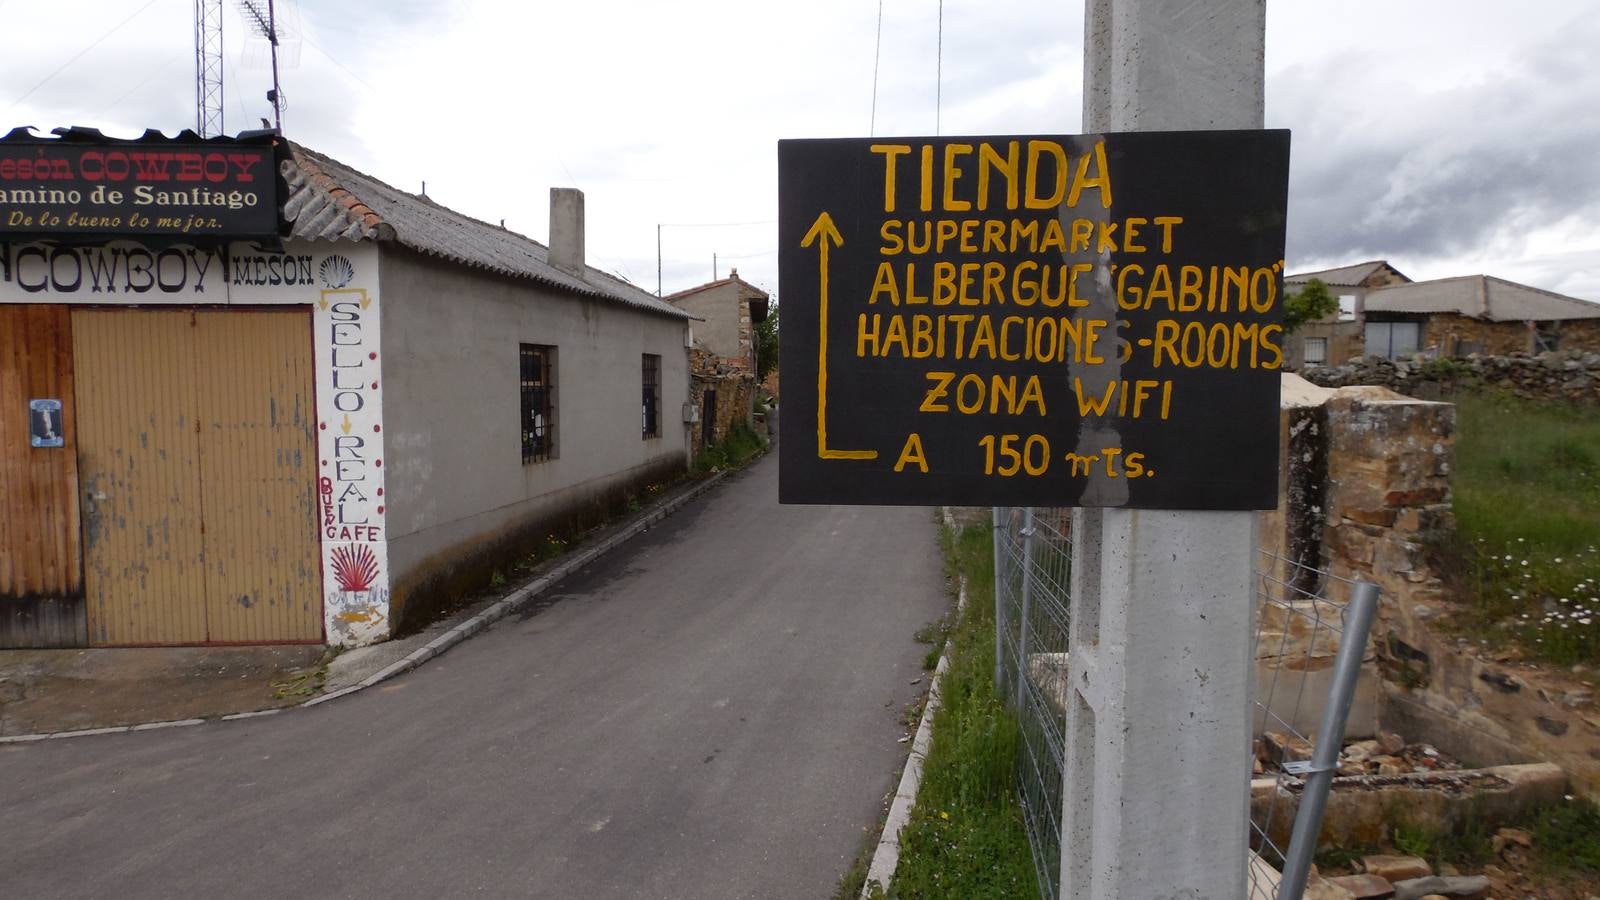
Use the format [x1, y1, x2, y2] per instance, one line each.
[72, 308, 321, 645]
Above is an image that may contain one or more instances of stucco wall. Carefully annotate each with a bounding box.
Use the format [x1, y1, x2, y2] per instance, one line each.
[668, 278, 755, 366]
[378, 247, 690, 628]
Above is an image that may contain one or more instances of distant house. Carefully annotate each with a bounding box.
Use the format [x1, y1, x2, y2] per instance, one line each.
[665, 269, 769, 373]
[665, 269, 770, 451]
[1283, 260, 1411, 367]
[1363, 275, 1600, 358]
[1, 130, 692, 649]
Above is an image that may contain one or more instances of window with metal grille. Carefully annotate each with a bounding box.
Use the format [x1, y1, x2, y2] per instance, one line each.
[520, 344, 556, 463]
[1303, 336, 1328, 365]
[641, 353, 661, 439]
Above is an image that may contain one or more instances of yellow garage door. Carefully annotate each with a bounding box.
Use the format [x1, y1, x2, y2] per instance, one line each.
[73, 308, 321, 645]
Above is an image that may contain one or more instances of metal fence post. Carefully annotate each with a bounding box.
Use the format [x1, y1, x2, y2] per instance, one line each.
[1015, 507, 1036, 711]
[1275, 581, 1380, 899]
[993, 507, 1006, 692]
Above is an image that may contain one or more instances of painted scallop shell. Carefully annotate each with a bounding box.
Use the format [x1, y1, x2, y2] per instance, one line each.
[319, 254, 356, 289]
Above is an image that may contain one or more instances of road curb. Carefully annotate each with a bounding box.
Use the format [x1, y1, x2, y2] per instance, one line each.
[861, 506, 968, 896]
[0, 468, 732, 745]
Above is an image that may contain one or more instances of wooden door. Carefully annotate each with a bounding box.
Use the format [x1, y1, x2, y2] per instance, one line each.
[0, 304, 85, 647]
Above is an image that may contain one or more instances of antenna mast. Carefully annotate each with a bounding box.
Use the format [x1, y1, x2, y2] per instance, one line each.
[194, 0, 224, 137]
[238, 0, 284, 131]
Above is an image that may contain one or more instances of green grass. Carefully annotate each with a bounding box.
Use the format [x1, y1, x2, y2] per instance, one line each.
[1442, 390, 1600, 665]
[876, 521, 1037, 899]
[1526, 796, 1600, 876]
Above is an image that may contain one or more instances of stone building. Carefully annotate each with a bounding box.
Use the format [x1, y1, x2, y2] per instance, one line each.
[1283, 260, 1411, 368]
[1363, 274, 1600, 357]
[666, 270, 770, 451]
[0, 129, 692, 649]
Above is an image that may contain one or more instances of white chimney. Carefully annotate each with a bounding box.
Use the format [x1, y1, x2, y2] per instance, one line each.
[549, 187, 585, 277]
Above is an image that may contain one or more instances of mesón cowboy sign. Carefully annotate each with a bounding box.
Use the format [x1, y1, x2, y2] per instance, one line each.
[0, 127, 286, 243]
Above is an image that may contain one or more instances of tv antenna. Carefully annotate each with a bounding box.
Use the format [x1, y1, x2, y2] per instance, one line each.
[237, 0, 296, 131]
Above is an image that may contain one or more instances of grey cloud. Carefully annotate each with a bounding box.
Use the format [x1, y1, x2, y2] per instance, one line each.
[1274, 14, 1600, 273]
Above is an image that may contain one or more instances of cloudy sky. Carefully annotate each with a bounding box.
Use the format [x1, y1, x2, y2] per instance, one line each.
[4, 0, 1597, 301]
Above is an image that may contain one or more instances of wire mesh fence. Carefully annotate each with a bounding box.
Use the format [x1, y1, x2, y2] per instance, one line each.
[993, 506, 1073, 900]
[992, 510, 1379, 900]
[1248, 548, 1380, 899]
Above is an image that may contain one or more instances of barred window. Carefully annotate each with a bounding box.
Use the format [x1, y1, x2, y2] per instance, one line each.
[521, 344, 556, 463]
[642, 353, 661, 438]
[1302, 337, 1328, 365]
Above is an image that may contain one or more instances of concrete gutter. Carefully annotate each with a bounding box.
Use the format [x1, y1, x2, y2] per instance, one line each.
[860, 507, 966, 896]
[0, 467, 732, 744]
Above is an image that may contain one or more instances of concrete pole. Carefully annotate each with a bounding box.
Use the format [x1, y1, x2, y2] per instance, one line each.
[1061, 2, 1265, 898]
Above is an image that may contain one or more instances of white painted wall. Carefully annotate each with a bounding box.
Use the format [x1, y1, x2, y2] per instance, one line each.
[377, 247, 690, 613]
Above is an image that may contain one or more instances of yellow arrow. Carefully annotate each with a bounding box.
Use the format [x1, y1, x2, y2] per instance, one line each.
[802, 211, 876, 461]
[359, 289, 372, 310]
[341, 415, 352, 434]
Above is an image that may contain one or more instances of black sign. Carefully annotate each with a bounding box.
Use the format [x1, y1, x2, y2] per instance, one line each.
[778, 130, 1290, 509]
[0, 130, 284, 242]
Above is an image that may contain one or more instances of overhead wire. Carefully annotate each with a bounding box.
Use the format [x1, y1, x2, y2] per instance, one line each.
[871, 0, 884, 135]
[936, 0, 944, 135]
[658, 220, 774, 228]
[5, 0, 166, 112]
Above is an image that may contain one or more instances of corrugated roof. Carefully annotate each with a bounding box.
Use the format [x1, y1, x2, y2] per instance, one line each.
[1365, 275, 1600, 322]
[285, 143, 690, 320]
[1284, 260, 1404, 287]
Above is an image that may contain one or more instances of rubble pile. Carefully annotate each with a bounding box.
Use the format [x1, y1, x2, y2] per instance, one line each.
[1254, 730, 1464, 779]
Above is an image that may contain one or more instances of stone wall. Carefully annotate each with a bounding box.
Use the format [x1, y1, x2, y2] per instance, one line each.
[1261, 375, 1600, 797]
[1286, 319, 1363, 368]
[1256, 380, 1452, 737]
[1406, 313, 1530, 356]
[1302, 349, 1600, 405]
[689, 347, 755, 454]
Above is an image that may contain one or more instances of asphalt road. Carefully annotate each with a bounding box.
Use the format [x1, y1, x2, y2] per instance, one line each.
[0, 452, 947, 899]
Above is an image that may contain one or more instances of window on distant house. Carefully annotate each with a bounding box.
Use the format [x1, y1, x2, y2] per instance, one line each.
[1338, 294, 1358, 321]
[1303, 337, 1328, 365]
[642, 353, 661, 439]
[521, 344, 556, 463]
[1364, 321, 1420, 359]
